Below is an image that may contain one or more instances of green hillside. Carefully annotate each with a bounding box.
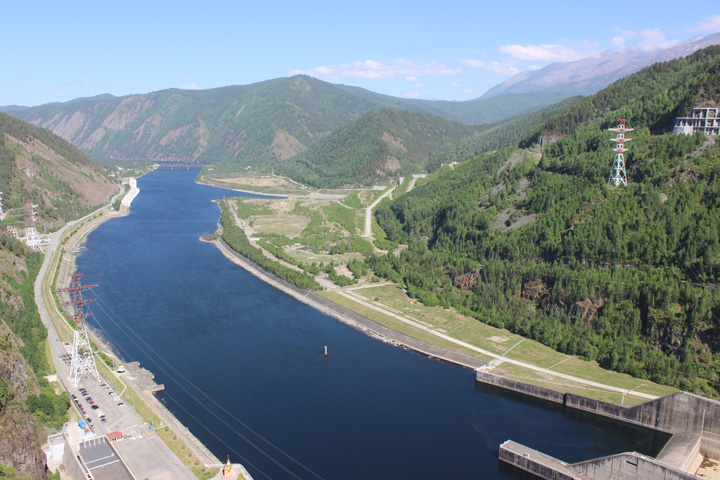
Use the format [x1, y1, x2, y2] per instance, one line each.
[7, 76, 567, 168]
[0, 112, 116, 229]
[427, 96, 583, 170]
[371, 46, 720, 396]
[278, 109, 480, 188]
[0, 115, 116, 478]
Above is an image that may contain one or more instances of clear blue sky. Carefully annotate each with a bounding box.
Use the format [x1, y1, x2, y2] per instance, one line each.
[2, 1, 719, 106]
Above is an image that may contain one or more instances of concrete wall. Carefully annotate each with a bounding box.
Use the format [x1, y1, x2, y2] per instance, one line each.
[477, 370, 720, 458]
[656, 433, 701, 471]
[574, 453, 699, 480]
[475, 371, 565, 404]
[62, 439, 87, 480]
[565, 391, 720, 457]
[499, 441, 583, 480]
[500, 440, 700, 480]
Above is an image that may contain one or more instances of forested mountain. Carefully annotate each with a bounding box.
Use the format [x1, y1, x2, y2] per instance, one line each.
[0, 112, 116, 230]
[0, 114, 116, 477]
[371, 45, 720, 396]
[427, 96, 583, 171]
[4, 76, 566, 168]
[278, 109, 481, 188]
[483, 32, 720, 98]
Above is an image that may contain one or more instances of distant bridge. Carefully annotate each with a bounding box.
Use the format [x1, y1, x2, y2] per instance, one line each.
[154, 162, 205, 169]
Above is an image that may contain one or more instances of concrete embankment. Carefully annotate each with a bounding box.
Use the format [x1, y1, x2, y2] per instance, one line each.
[120, 178, 140, 214]
[480, 371, 719, 479]
[213, 238, 487, 371]
[500, 440, 700, 480]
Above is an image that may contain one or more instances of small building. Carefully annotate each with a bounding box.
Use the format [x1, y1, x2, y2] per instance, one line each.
[74, 435, 135, 480]
[672, 107, 720, 136]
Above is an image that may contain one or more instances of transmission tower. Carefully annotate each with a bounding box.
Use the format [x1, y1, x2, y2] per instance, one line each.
[58, 273, 101, 387]
[607, 119, 633, 187]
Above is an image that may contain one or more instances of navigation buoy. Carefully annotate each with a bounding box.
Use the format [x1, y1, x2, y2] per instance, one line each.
[324, 346, 328, 357]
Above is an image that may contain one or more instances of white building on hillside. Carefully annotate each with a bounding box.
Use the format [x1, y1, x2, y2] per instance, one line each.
[672, 107, 720, 136]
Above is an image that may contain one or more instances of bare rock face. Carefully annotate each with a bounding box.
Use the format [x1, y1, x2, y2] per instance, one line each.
[0, 321, 46, 480]
[0, 400, 46, 479]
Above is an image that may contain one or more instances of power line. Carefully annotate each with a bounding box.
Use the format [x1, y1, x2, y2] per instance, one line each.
[90, 293, 334, 480]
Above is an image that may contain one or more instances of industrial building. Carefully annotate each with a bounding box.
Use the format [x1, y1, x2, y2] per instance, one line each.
[672, 107, 720, 136]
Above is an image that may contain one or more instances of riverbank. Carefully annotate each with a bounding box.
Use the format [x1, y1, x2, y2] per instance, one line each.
[210, 237, 487, 371]
[36, 178, 232, 479]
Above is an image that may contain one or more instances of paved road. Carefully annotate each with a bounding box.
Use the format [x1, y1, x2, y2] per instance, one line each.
[34, 189, 199, 480]
[363, 186, 395, 238]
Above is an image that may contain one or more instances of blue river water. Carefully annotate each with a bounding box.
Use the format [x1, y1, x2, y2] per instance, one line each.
[77, 168, 667, 479]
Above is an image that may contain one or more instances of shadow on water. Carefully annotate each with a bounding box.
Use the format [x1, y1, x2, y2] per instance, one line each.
[475, 380, 671, 458]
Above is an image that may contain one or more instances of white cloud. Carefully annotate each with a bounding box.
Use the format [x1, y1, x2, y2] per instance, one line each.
[78, 78, 90, 85]
[402, 91, 426, 99]
[458, 59, 519, 75]
[180, 83, 200, 89]
[610, 27, 637, 47]
[296, 59, 461, 81]
[56, 92, 67, 98]
[405, 75, 419, 82]
[692, 15, 720, 32]
[635, 28, 679, 52]
[498, 43, 586, 62]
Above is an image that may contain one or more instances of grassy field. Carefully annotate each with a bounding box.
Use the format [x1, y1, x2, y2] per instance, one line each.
[336, 284, 678, 403]
[199, 172, 309, 195]
[210, 173, 680, 406]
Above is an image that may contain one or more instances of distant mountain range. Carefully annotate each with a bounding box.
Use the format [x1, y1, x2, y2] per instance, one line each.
[483, 32, 720, 98]
[0, 76, 566, 171]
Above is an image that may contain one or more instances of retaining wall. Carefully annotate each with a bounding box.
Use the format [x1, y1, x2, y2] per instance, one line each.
[500, 440, 700, 480]
[574, 452, 699, 480]
[564, 392, 720, 458]
[476, 371, 565, 404]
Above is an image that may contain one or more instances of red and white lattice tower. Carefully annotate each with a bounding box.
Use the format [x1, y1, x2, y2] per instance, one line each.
[57, 273, 101, 387]
[0, 192, 4, 221]
[25, 199, 39, 238]
[607, 119, 633, 187]
[24, 199, 46, 251]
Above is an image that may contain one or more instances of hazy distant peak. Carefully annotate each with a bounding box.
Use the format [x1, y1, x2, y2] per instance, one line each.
[482, 32, 720, 98]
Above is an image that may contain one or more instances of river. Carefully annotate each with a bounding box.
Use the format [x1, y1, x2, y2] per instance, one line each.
[76, 168, 667, 479]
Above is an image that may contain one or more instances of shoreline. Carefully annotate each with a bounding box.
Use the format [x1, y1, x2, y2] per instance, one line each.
[38, 177, 226, 476]
[209, 236, 487, 371]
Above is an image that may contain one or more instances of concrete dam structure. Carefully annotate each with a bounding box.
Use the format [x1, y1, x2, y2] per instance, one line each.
[477, 371, 720, 479]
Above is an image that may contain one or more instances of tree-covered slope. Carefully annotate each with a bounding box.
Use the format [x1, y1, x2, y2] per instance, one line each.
[278, 109, 480, 188]
[0, 112, 116, 230]
[520, 45, 720, 145]
[6, 76, 567, 167]
[427, 96, 583, 171]
[371, 46, 720, 396]
[0, 115, 114, 478]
